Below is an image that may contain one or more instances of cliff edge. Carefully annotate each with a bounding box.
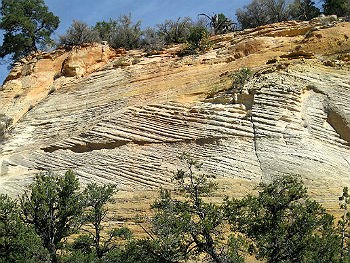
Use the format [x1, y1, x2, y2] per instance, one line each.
[0, 18, 349, 207]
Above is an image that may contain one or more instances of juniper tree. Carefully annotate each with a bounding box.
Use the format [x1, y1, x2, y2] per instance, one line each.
[20, 171, 84, 263]
[151, 154, 240, 263]
[0, 0, 59, 62]
[0, 194, 49, 263]
[71, 183, 132, 259]
[225, 175, 342, 263]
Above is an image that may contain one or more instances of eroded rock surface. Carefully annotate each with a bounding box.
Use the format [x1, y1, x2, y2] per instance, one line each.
[0, 20, 349, 207]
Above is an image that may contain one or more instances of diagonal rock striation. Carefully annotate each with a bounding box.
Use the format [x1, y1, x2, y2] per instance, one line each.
[0, 19, 349, 208]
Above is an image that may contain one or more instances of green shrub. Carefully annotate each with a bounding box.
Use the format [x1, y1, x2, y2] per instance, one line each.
[141, 27, 165, 51]
[94, 19, 118, 43]
[236, 0, 290, 29]
[113, 57, 131, 68]
[289, 0, 320, 20]
[0, 0, 59, 63]
[156, 17, 193, 44]
[59, 20, 100, 46]
[323, 0, 350, 17]
[231, 67, 253, 92]
[338, 187, 350, 261]
[177, 25, 211, 56]
[200, 13, 235, 34]
[0, 194, 50, 262]
[187, 25, 211, 51]
[225, 175, 342, 263]
[98, 14, 142, 50]
[150, 154, 238, 262]
[20, 171, 84, 262]
[103, 239, 166, 263]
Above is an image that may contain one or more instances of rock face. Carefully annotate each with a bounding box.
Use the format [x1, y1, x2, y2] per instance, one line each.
[0, 19, 349, 207]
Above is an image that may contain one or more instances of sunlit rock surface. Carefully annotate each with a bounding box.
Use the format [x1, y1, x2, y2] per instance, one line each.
[0, 19, 349, 207]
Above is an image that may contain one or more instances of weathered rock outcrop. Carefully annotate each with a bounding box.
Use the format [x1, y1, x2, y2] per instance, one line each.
[0, 19, 349, 207]
[0, 44, 119, 127]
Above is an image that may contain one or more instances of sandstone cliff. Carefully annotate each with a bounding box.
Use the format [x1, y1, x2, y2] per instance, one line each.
[0, 19, 349, 208]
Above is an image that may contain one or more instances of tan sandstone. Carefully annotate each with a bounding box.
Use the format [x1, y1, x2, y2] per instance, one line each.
[0, 19, 349, 214]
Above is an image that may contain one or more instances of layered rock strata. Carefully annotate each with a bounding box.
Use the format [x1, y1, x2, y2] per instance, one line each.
[0, 19, 349, 207]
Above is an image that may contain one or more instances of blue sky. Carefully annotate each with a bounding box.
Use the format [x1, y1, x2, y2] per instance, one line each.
[0, 0, 247, 84]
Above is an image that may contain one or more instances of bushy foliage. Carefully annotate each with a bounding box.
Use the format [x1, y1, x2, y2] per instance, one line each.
[73, 183, 132, 259]
[1, 163, 349, 262]
[97, 14, 143, 50]
[0, 0, 59, 62]
[141, 27, 165, 51]
[103, 239, 169, 263]
[236, 0, 268, 29]
[225, 175, 342, 263]
[231, 67, 253, 92]
[157, 17, 194, 45]
[0, 114, 12, 140]
[0, 194, 50, 263]
[20, 170, 84, 262]
[200, 13, 235, 34]
[57, 14, 230, 53]
[150, 154, 238, 263]
[187, 26, 208, 48]
[323, 0, 350, 17]
[184, 25, 211, 54]
[94, 19, 118, 44]
[338, 187, 350, 261]
[59, 20, 100, 46]
[236, 0, 290, 29]
[289, 0, 320, 20]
